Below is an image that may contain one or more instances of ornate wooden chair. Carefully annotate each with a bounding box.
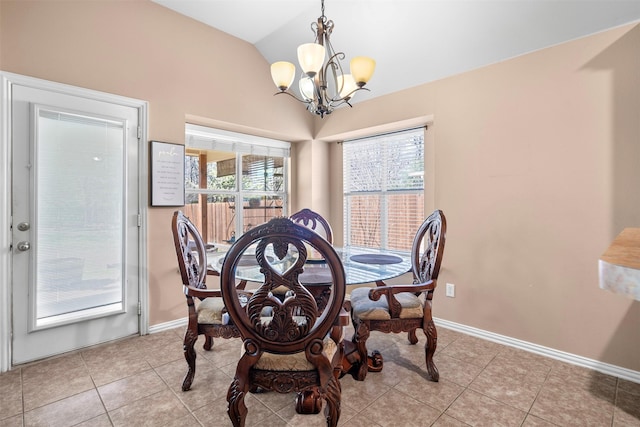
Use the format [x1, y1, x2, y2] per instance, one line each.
[349, 209, 446, 382]
[290, 208, 333, 243]
[171, 211, 243, 391]
[221, 217, 347, 427]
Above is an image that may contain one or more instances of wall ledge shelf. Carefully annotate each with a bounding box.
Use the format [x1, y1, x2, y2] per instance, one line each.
[599, 228, 640, 300]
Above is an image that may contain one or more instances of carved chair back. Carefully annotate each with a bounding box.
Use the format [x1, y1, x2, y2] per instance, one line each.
[411, 209, 447, 289]
[172, 211, 207, 290]
[290, 208, 333, 244]
[172, 211, 242, 392]
[221, 217, 346, 426]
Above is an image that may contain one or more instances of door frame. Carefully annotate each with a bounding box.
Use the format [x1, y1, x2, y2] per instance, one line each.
[0, 72, 149, 372]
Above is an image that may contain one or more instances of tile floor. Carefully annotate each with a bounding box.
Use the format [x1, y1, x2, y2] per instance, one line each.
[1, 325, 639, 426]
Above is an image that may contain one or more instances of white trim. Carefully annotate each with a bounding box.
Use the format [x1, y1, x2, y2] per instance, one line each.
[0, 74, 13, 372]
[148, 317, 187, 334]
[435, 317, 640, 384]
[186, 123, 291, 151]
[138, 103, 149, 337]
[0, 71, 149, 372]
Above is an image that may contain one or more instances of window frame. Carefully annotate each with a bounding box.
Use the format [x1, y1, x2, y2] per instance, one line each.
[184, 124, 290, 244]
[343, 127, 426, 251]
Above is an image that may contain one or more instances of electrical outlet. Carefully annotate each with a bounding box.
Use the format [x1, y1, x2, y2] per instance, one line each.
[445, 283, 455, 298]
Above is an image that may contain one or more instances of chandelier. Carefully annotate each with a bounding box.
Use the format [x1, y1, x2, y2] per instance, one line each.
[269, 0, 376, 118]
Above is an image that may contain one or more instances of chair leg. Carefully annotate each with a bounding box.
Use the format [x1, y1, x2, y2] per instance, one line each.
[227, 377, 249, 427]
[407, 328, 419, 344]
[227, 352, 257, 427]
[351, 318, 371, 381]
[323, 376, 342, 427]
[203, 335, 213, 351]
[295, 390, 322, 414]
[182, 328, 198, 391]
[423, 318, 439, 382]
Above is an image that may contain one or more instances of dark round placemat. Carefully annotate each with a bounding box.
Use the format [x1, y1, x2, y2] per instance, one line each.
[350, 254, 403, 265]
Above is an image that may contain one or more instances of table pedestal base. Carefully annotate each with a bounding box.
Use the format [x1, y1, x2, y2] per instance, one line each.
[341, 341, 384, 378]
[294, 341, 385, 414]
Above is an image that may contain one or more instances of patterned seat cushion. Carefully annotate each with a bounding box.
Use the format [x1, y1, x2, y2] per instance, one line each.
[196, 297, 225, 324]
[350, 287, 423, 320]
[254, 334, 340, 371]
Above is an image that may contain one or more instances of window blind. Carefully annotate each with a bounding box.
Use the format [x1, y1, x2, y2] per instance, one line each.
[343, 127, 425, 250]
[186, 123, 290, 158]
[184, 124, 289, 245]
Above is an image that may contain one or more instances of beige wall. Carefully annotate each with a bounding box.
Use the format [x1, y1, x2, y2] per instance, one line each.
[0, 0, 313, 326]
[2, 1, 639, 372]
[319, 24, 640, 371]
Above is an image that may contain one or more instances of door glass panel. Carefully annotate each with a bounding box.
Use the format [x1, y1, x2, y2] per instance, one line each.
[34, 108, 125, 329]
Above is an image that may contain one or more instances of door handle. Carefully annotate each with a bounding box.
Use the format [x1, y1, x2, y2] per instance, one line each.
[16, 241, 31, 251]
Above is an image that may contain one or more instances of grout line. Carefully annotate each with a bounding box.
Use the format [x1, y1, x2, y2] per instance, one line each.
[7, 325, 633, 427]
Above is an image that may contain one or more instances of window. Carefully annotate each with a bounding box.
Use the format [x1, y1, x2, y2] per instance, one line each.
[184, 124, 289, 247]
[343, 128, 425, 251]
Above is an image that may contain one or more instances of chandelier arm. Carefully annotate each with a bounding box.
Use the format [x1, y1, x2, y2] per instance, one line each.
[325, 52, 346, 74]
[273, 90, 311, 105]
[330, 99, 353, 109]
[345, 86, 370, 99]
[323, 51, 346, 101]
[330, 86, 370, 104]
[311, 21, 320, 43]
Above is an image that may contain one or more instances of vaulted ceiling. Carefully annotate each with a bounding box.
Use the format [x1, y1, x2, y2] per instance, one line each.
[153, 0, 640, 104]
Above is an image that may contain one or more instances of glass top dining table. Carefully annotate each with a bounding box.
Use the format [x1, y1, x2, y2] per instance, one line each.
[207, 245, 412, 285]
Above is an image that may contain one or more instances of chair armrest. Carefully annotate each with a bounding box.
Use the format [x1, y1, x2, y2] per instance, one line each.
[368, 280, 437, 318]
[369, 280, 436, 299]
[184, 285, 222, 299]
[184, 285, 253, 301]
[369, 280, 437, 301]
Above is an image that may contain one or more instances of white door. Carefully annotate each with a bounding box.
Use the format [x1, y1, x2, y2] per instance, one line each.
[10, 82, 142, 364]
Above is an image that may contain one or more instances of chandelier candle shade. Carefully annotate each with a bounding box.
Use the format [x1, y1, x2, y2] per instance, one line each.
[270, 0, 376, 118]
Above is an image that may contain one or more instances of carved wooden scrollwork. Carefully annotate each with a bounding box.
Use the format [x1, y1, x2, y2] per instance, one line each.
[349, 210, 446, 384]
[220, 217, 346, 427]
[172, 211, 242, 392]
[247, 236, 319, 343]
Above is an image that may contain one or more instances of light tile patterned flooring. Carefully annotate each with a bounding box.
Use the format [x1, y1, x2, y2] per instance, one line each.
[1, 325, 639, 426]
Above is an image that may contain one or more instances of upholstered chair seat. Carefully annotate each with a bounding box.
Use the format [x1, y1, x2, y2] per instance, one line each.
[195, 297, 226, 324]
[350, 287, 424, 320]
[254, 335, 340, 371]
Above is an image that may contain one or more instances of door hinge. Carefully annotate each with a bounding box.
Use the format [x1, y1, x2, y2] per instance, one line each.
[137, 214, 142, 227]
[137, 126, 142, 139]
[138, 301, 142, 316]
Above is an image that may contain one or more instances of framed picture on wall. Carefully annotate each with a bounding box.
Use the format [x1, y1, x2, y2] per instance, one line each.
[150, 140, 185, 207]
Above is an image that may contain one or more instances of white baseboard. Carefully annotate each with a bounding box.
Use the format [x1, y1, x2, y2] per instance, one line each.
[434, 317, 640, 384]
[148, 317, 187, 334]
[147, 316, 640, 384]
